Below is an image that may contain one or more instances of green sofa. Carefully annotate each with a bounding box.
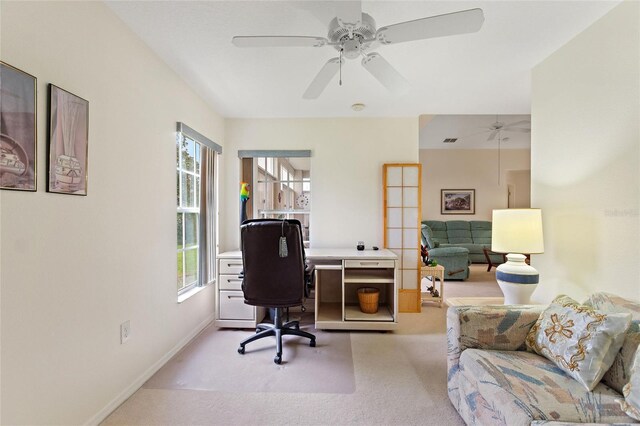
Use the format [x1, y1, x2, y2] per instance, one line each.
[421, 220, 504, 265]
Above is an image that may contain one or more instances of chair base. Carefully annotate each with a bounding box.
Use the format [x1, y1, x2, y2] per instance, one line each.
[237, 308, 316, 364]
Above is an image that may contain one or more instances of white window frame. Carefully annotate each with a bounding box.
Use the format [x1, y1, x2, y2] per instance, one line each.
[177, 134, 201, 296]
[266, 157, 275, 176]
[280, 165, 289, 190]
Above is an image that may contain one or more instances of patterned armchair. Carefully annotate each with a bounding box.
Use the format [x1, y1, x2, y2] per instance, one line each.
[447, 298, 640, 425]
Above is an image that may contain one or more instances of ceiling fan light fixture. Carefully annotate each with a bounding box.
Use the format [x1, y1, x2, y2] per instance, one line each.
[351, 103, 366, 112]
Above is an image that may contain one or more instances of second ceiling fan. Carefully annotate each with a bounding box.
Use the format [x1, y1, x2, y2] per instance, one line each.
[232, 2, 484, 99]
[482, 116, 531, 142]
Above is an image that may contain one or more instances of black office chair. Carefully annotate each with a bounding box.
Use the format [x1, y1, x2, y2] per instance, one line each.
[237, 219, 316, 364]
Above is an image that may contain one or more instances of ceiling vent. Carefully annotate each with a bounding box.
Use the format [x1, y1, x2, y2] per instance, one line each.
[443, 138, 458, 143]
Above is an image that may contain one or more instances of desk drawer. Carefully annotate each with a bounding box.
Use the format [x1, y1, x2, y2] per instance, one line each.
[219, 291, 253, 320]
[219, 259, 243, 275]
[219, 274, 243, 291]
[344, 260, 395, 269]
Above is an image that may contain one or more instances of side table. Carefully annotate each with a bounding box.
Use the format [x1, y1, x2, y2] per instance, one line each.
[482, 247, 506, 272]
[420, 265, 445, 308]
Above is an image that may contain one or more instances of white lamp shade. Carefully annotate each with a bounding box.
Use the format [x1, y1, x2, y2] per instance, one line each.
[492, 209, 544, 254]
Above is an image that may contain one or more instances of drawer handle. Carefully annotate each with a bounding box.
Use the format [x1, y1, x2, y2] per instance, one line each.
[226, 278, 242, 283]
[227, 295, 245, 299]
[226, 263, 241, 267]
[359, 262, 380, 266]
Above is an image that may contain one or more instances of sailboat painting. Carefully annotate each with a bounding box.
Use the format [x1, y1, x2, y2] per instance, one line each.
[0, 62, 37, 191]
[48, 84, 88, 195]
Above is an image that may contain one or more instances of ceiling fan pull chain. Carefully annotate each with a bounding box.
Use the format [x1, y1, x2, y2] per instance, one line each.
[339, 49, 343, 86]
[498, 135, 502, 185]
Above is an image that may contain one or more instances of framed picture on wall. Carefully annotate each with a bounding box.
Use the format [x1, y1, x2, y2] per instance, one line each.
[441, 189, 475, 215]
[47, 84, 89, 195]
[0, 61, 37, 191]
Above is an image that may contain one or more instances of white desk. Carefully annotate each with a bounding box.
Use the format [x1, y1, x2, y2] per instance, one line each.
[215, 249, 398, 331]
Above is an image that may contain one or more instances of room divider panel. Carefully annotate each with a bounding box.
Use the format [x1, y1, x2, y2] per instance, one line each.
[383, 163, 422, 313]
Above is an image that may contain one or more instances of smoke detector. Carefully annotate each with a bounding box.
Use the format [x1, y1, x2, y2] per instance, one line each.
[351, 103, 366, 112]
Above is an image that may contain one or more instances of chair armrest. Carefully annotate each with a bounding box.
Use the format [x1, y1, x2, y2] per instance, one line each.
[447, 304, 544, 377]
[304, 264, 315, 298]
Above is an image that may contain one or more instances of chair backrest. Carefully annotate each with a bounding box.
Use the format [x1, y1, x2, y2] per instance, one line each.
[240, 219, 306, 308]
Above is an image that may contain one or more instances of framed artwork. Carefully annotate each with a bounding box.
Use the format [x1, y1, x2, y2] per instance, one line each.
[47, 84, 89, 195]
[0, 61, 37, 191]
[441, 189, 475, 215]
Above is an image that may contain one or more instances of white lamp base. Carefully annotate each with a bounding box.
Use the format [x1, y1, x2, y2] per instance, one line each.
[495, 253, 539, 305]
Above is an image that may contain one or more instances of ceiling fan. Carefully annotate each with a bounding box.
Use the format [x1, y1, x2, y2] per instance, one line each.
[232, 2, 484, 99]
[467, 116, 531, 185]
[481, 116, 531, 142]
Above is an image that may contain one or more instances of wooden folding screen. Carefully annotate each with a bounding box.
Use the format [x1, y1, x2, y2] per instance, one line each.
[383, 164, 422, 313]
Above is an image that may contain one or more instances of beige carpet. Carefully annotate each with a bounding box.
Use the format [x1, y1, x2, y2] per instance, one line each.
[103, 265, 499, 425]
[432, 263, 504, 299]
[143, 315, 355, 394]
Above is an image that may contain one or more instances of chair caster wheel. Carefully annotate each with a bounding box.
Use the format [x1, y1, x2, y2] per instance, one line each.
[238, 346, 245, 355]
[310, 339, 316, 347]
[255, 328, 261, 333]
[274, 354, 282, 364]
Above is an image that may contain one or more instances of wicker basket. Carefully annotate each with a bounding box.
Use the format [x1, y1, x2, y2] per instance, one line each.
[357, 287, 380, 314]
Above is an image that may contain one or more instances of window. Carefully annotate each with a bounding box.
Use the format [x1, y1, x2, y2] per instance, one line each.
[176, 122, 221, 298]
[266, 157, 275, 175]
[280, 165, 289, 190]
[177, 135, 200, 294]
[243, 152, 311, 245]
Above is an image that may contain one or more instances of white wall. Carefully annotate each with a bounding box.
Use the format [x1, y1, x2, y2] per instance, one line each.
[420, 149, 530, 220]
[222, 118, 418, 251]
[531, 1, 640, 303]
[0, 2, 224, 424]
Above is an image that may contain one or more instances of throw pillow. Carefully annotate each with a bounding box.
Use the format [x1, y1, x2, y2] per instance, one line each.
[601, 326, 640, 394]
[616, 347, 640, 420]
[584, 292, 640, 393]
[526, 294, 632, 391]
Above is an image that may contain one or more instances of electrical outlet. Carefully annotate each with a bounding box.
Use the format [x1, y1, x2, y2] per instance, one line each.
[120, 320, 131, 344]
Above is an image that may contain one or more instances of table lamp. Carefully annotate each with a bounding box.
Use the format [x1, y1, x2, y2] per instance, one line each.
[491, 209, 544, 305]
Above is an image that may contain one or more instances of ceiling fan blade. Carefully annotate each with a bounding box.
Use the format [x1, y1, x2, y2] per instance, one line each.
[487, 130, 499, 142]
[503, 120, 530, 129]
[232, 36, 327, 48]
[335, 1, 362, 29]
[303, 57, 343, 99]
[361, 53, 409, 93]
[376, 8, 484, 45]
[504, 128, 531, 133]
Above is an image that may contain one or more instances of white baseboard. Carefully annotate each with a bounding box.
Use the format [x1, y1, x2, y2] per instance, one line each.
[85, 314, 214, 426]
